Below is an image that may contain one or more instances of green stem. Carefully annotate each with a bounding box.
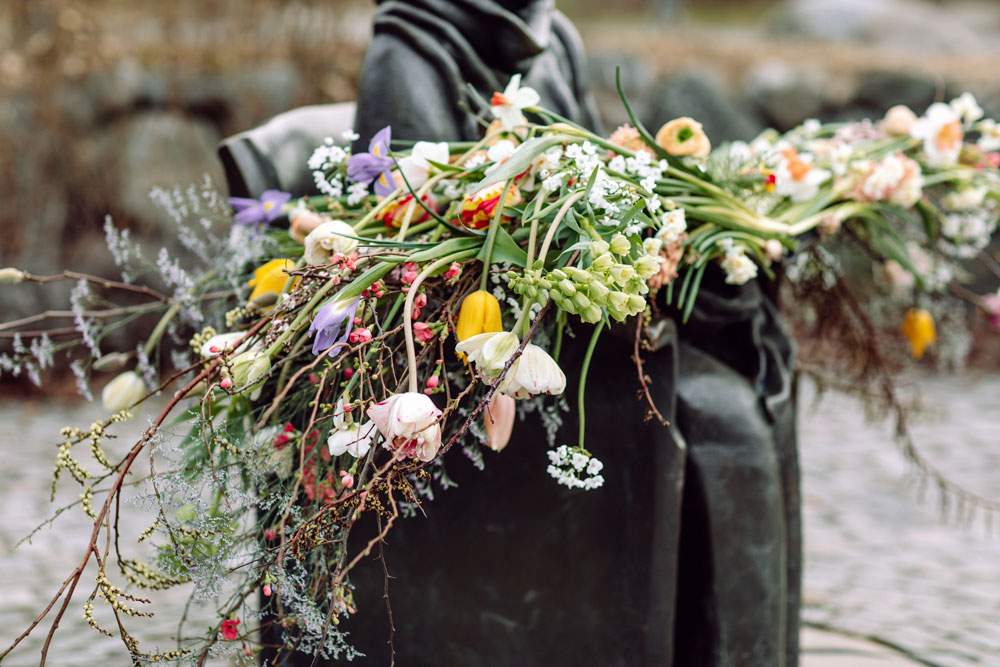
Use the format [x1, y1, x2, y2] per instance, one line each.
[537, 191, 585, 267]
[405, 250, 478, 392]
[142, 300, 181, 359]
[577, 321, 605, 449]
[343, 293, 406, 395]
[478, 178, 515, 291]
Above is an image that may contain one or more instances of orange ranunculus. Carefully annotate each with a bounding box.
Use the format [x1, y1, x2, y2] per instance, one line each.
[901, 308, 936, 359]
[459, 182, 522, 230]
[654, 116, 711, 158]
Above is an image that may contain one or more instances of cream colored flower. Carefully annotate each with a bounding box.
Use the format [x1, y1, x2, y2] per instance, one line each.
[656, 209, 687, 245]
[304, 220, 359, 265]
[0, 267, 25, 284]
[498, 344, 566, 399]
[101, 371, 146, 413]
[719, 241, 758, 285]
[327, 400, 376, 458]
[655, 117, 711, 158]
[366, 392, 442, 462]
[455, 331, 520, 380]
[950, 92, 984, 126]
[774, 146, 830, 202]
[880, 105, 918, 137]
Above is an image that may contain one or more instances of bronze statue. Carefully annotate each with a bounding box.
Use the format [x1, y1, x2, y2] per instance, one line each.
[219, 1, 800, 664]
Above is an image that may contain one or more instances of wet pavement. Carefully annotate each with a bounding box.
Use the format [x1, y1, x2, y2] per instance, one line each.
[1, 373, 997, 665]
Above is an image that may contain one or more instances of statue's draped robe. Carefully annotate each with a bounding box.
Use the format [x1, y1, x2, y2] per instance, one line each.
[238, 1, 801, 664]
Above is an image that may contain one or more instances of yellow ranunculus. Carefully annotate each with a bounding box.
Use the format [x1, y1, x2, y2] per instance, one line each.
[247, 259, 298, 307]
[455, 290, 503, 342]
[655, 116, 711, 158]
[901, 308, 936, 359]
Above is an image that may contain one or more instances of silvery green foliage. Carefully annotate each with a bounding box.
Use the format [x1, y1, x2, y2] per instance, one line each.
[70, 279, 101, 358]
[103, 215, 142, 284]
[272, 558, 360, 661]
[69, 358, 93, 400]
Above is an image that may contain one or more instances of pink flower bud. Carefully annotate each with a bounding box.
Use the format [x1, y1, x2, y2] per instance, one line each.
[220, 378, 232, 389]
[426, 375, 439, 389]
[339, 470, 355, 489]
[263, 584, 272, 597]
[343, 368, 355, 378]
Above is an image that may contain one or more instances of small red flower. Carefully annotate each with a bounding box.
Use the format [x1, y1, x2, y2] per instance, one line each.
[221, 618, 240, 640]
[413, 322, 435, 343]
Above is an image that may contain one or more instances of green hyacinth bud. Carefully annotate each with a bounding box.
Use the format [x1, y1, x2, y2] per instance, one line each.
[588, 239, 610, 257]
[609, 233, 631, 255]
[558, 279, 577, 296]
[590, 253, 614, 272]
[580, 304, 604, 323]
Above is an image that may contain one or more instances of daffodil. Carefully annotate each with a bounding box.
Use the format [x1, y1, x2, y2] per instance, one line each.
[912, 104, 963, 167]
[490, 74, 540, 131]
[901, 308, 936, 359]
[455, 290, 503, 342]
[248, 259, 298, 306]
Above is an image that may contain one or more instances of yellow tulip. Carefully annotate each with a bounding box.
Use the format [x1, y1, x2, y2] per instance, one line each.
[247, 259, 299, 307]
[901, 308, 936, 359]
[456, 290, 503, 342]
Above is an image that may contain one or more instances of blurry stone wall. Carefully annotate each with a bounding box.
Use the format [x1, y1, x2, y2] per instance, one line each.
[3, 0, 1000, 369]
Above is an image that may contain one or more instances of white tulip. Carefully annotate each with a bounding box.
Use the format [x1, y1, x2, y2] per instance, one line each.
[498, 344, 566, 399]
[101, 371, 147, 413]
[366, 392, 442, 462]
[454, 331, 520, 380]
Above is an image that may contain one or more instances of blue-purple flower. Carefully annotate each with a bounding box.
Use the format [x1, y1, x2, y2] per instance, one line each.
[346, 127, 396, 197]
[229, 189, 292, 226]
[309, 298, 359, 356]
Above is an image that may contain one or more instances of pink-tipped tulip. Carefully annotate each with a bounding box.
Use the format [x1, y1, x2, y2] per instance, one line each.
[484, 393, 516, 452]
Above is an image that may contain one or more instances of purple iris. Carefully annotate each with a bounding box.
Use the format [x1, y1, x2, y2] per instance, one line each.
[229, 189, 292, 226]
[346, 126, 396, 197]
[309, 298, 359, 356]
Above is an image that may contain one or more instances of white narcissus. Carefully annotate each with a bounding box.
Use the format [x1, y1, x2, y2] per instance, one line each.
[912, 103, 963, 168]
[101, 371, 147, 413]
[490, 74, 540, 131]
[454, 331, 520, 380]
[304, 220, 359, 265]
[327, 400, 376, 458]
[498, 344, 566, 399]
[366, 392, 442, 462]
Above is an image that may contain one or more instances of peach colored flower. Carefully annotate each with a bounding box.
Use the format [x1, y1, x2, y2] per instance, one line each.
[655, 117, 711, 158]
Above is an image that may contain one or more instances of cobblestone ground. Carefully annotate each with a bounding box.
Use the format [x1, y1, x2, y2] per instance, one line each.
[1, 374, 997, 665]
[800, 373, 1000, 667]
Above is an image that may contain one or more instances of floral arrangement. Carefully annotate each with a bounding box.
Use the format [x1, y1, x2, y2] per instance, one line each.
[2, 74, 999, 664]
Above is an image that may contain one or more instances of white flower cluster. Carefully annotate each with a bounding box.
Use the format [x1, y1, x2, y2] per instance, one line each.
[608, 150, 668, 195]
[940, 211, 997, 258]
[546, 445, 605, 490]
[308, 138, 348, 198]
[718, 238, 759, 285]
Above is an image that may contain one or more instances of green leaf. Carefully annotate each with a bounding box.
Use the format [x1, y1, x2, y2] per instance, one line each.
[476, 136, 566, 188]
[476, 225, 527, 267]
